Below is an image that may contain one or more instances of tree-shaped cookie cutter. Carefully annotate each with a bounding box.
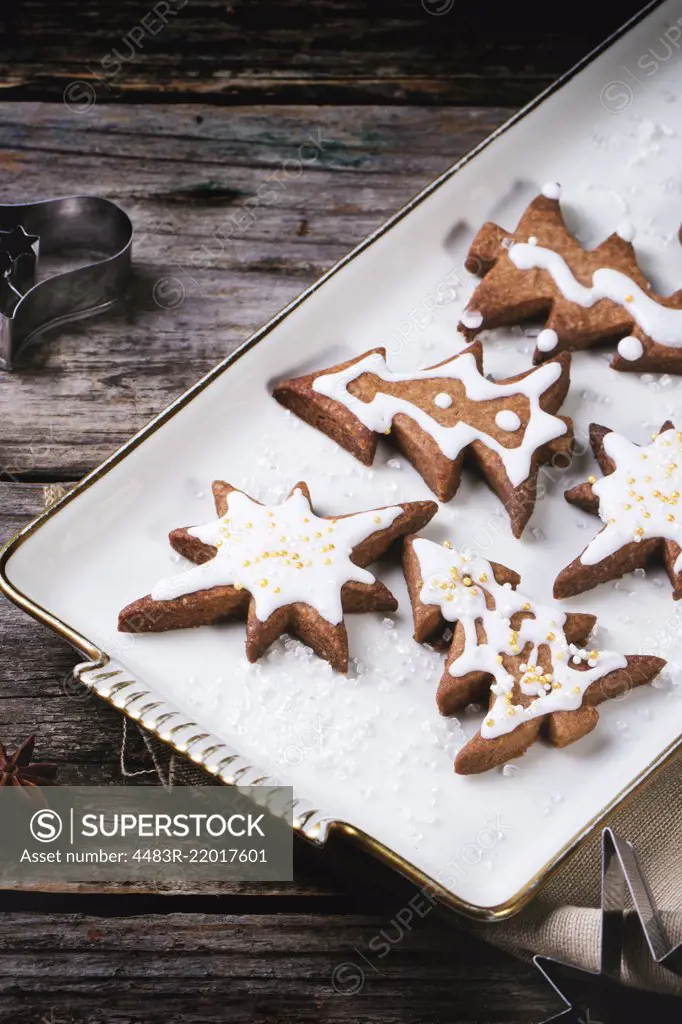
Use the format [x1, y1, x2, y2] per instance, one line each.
[536, 827, 682, 1021]
[0, 196, 133, 370]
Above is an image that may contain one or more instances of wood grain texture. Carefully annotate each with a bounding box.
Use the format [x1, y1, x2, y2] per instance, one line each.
[0, 101, 508, 476]
[0, 0, 649, 106]
[0, 911, 555, 1024]
[0, 9, 674, 1020]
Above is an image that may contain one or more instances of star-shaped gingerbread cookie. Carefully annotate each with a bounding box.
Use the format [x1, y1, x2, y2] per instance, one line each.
[273, 340, 572, 538]
[460, 183, 682, 374]
[555, 420, 682, 601]
[403, 537, 665, 775]
[118, 481, 437, 672]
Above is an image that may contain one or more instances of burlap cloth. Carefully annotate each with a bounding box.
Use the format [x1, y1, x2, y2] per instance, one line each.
[123, 719, 682, 998]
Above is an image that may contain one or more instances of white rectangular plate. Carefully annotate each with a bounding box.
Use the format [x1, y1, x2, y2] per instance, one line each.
[3, 0, 682, 920]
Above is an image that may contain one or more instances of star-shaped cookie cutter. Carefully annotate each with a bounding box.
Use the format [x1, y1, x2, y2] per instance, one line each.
[535, 827, 682, 1022]
[0, 196, 133, 370]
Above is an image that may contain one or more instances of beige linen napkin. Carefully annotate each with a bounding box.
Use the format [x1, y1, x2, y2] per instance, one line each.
[472, 751, 682, 998]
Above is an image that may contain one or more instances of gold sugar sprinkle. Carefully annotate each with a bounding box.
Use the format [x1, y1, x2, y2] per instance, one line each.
[588, 475, 597, 484]
[295, 561, 304, 569]
[373, 515, 382, 524]
[668, 514, 676, 522]
[462, 576, 473, 587]
[546, 632, 555, 642]
[259, 579, 268, 588]
[234, 582, 244, 591]
[443, 540, 453, 549]
[485, 718, 494, 727]
[589, 650, 598, 660]
[324, 557, 332, 565]
[273, 586, 281, 594]
[478, 573, 488, 583]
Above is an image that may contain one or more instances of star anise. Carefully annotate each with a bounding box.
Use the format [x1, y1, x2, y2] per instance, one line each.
[0, 735, 58, 803]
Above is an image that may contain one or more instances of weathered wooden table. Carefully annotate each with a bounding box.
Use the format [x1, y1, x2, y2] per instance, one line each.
[1, 3, 677, 1021]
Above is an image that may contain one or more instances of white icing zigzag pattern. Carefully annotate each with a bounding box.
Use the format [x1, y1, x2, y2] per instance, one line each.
[508, 242, 682, 352]
[412, 539, 626, 740]
[312, 349, 567, 488]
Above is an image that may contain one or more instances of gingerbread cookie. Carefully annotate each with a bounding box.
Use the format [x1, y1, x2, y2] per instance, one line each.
[403, 537, 664, 775]
[461, 184, 682, 374]
[118, 481, 437, 672]
[555, 421, 682, 601]
[273, 341, 572, 538]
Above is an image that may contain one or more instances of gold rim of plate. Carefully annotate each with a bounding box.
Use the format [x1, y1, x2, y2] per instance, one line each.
[0, 0, 675, 922]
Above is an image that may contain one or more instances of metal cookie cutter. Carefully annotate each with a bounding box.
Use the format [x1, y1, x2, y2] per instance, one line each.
[0, 196, 133, 370]
[536, 827, 682, 1022]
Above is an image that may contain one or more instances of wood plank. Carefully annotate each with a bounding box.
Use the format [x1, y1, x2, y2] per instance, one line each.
[0, 910, 556, 1023]
[0, 0, 649, 106]
[0, 103, 508, 477]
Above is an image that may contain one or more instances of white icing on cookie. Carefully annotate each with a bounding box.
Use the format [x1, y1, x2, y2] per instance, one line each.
[312, 350, 568, 488]
[151, 488, 401, 624]
[413, 539, 626, 740]
[434, 392, 453, 409]
[617, 335, 644, 361]
[495, 410, 521, 432]
[541, 182, 562, 200]
[460, 309, 483, 329]
[536, 328, 559, 353]
[509, 242, 682, 348]
[581, 427, 682, 573]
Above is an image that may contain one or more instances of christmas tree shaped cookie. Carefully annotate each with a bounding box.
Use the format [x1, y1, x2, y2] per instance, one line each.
[555, 421, 682, 600]
[119, 481, 437, 672]
[403, 537, 665, 775]
[273, 340, 572, 537]
[460, 184, 682, 373]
